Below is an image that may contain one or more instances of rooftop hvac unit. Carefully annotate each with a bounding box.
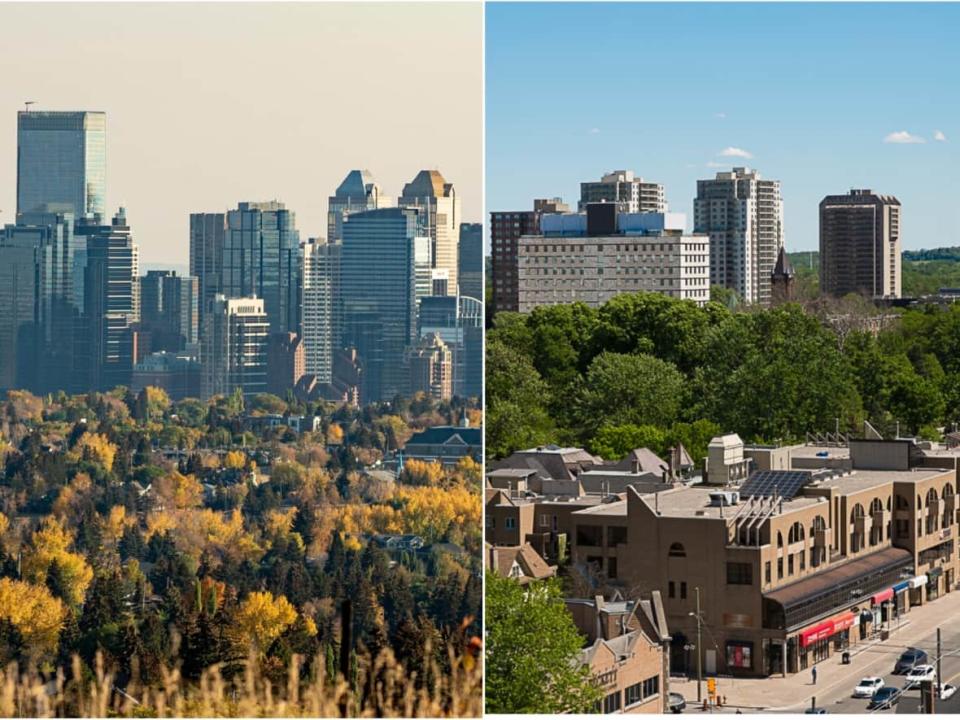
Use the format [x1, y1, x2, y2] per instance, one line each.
[709, 491, 740, 507]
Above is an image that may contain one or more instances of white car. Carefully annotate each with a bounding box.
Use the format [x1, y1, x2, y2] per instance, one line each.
[939, 684, 957, 700]
[903, 665, 936, 689]
[853, 677, 885, 698]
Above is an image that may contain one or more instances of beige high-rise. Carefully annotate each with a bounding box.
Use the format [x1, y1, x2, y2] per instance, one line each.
[819, 189, 901, 299]
[399, 170, 460, 296]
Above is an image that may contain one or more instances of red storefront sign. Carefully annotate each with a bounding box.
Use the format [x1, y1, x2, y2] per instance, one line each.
[872, 588, 894, 604]
[798, 612, 857, 648]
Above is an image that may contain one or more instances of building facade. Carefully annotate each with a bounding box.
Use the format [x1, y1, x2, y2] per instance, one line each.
[408, 332, 453, 401]
[819, 189, 902, 299]
[139, 270, 199, 353]
[17, 110, 106, 218]
[517, 205, 710, 312]
[694, 167, 784, 306]
[399, 170, 460, 297]
[189, 212, 226, 329]
[458, 222, 483, 302]
[579, 170, 667, 214]
[201, 295, 269, 399]
[327, 169, 387, 242]
[266, 332, 306, 397]
[301, 238, 341, 384]
[222, 201, 301, 334]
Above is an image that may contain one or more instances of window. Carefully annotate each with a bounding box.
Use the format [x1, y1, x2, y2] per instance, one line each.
[603, 691, 621, 714]
[642, 675, 660, 698]
[668, 581, 675, 599]
[727, 562, 753, 585]
[726, 641, 753, 670]
[607, 526, 628, 546]
[625, 682, 642, 707]
[777, 557, 783, 579]
[540, 514, 550, 529]
[486, 517, 495, 529]
[607, 557, 618, 579]
[680, 582, 687, 600]
[505, 517, 516, 530]
[577, 525, 603, 546]
[765, 561, 771, 584]
[788, 555, 794, 575]
[669, 542, 686, 558]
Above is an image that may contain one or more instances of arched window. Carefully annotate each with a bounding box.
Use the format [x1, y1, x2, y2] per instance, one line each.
[788, 522, 804, 544]
[668, 542, 686, 558]
[850, 503, 865, 553]
[777, 531, 784, 549]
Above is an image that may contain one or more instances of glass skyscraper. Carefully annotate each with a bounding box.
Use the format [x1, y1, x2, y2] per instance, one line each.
[223, 202, 300, 334]
[16, 111, 106, 218]
[341, 207, 424, 403]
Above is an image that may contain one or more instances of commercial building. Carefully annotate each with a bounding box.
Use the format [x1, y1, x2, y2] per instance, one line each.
[301, 238, 341, 383]
[189, 212, 226, 328]
[265, 332, 306, 397]
[517, 204, 710, 312]
[490, 198, 568, 314]
[819, 189, 902, 299]
[458, 222, 483, 301]
[222, 201, 301, 334]
[201, 295, 269, 399]
[694, 167, 784, 306]
[17, 110, 106, 218]
[340, 207, 422, 403]
[399, 170, 460, 296]
[139, 270, 199, 353]
[579, 170, 667, 214]
[131, 351, 202, 401]
[417, 295, 483, 400]
[565, 436, 959, 678]
[408, 333, 453, 401]
[327, 169, 387, 242]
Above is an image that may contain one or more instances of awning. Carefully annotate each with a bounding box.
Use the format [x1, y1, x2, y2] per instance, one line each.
[893, 581, 910, 593]
[798, 612, 857, 648]
[872, 588, 894, 604]
[910, 575, 928, 589]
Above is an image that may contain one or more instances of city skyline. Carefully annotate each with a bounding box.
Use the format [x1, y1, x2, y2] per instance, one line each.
[0, 2, 482, 265]
[486, 2, 959, 252]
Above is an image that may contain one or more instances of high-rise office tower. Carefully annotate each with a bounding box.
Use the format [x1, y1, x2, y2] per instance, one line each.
[408, 333, 453, 401]
[341, 207, 422, 403]
[0, 210, 76, 392]
[579, 170, 667, 213]
[694, 167, 784, 306]
[490, 198, 568, 315]
[819, 189, 901, 299]
[189, 212, 226, 329]
[399, 170, 460, 296]
[139, 270, 199, 353]
[75, 208, 140, 391]
[458, 222, 483, 301]
[222, 201, 301, 334]
[201, 295, 269, 399]
[327, 170, 388, 242]
[418, 295, 483, 401]
[301, 238, 341, 383]
[17, 111, 106, 217]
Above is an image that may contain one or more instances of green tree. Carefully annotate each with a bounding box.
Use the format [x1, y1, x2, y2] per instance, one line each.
[486, 340, 555, 458]
[485, 574, 602, 714]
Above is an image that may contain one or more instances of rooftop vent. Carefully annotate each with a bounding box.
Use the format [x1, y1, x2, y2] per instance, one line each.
[709, 491, 740, 507]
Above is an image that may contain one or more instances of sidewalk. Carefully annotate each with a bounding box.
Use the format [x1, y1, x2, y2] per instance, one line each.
[668, 588, 960, 712]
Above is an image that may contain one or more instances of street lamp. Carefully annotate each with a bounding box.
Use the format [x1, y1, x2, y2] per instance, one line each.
[689, 587, 704, 703]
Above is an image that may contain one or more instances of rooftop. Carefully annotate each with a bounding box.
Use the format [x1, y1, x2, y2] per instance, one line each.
[817, 467, 950, 492]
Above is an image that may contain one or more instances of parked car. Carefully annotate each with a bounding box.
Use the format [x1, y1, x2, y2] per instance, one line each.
[938, 684, 957, 700]
[853, 677, 885, 698]
[869, 687, 901, 710]
[903, 664, 936, 689]
[668, 693, 686, 714]
[894, 648, 929, 674]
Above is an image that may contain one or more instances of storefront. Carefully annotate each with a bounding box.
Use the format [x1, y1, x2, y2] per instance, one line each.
[927, 568, 943, 601]
[893, 581, 909, 616]
[909, 574, 927, 607]
[797, 611, 856, 669]
[872, 588, 894, 629]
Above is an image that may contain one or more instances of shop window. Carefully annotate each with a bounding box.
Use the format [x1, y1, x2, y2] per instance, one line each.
[726, 641, 753, 670]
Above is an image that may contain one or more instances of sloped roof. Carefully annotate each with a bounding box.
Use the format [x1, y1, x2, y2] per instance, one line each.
[401, 169, 452, 199]
[335, 169, 377, 199]
[772, 246, 796, 278]
[406, 425, 481, 447]
[486, 543, 557, 584]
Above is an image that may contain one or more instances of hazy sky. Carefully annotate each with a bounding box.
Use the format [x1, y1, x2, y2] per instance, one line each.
[0, 2, 482, 266]
[487, 2, 960, 251]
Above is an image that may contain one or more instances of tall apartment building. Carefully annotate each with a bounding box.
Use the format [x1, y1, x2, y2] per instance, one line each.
[76, 209, 140, 392]
[301, 239, 341, 384]
[399, 170, 460, 296]
[17, 110, 106, 218]
[0, 210, 76, 392]
[340, 207, 422, 403]
[201, 295, 269, 399]
[139, 270, 199, 353]
[408, 333, 453, 401]
[819, 190, 901, 299]
[223, 201, 300, 334]
[490, 198, 568, 315]
[579, 170, 667, 214]
[517, 204, 710, 312]
[189, 212, 226, 328]
[694, 167, 784, 306]
[266, 332, 306, 397]
[327, 169, 387, 242]
[458, 222, 483, 301]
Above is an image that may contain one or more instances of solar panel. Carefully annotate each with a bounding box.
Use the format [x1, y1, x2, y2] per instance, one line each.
[739, 470, 813, 500]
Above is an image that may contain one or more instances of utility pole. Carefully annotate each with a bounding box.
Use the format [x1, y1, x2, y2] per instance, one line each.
[937, 627, 942, 696]
[696, 587, 703, 703]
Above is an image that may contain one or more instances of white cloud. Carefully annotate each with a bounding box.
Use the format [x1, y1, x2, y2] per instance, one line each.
[719, 146, 753, 159]
[934, 130, 947, 142]
[715, 112, 727, 119]
[588, 127, 601, 135]
[883, 130, 925, 144]
[706, 161, 726, 168]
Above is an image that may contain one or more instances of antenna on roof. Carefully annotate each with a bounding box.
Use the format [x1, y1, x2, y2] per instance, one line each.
[24, 101, 37, 112]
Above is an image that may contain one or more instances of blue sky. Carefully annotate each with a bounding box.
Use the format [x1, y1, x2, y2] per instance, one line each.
[486, 2, 959, 251]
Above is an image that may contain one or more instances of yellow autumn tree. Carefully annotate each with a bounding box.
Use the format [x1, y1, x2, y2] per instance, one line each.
[23, 517, 93, 608]
[0, 578, 66, 656]
[401, 458, 445, 486]
[326, 423, 344, 445]
[102, 505, 132, 545]
[224, 450, 248, 470]
[235, 591, 297, 653]
[155, 470, 203, 509]
[74, 432, 118, 471]
[396, 485, 480, 545]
